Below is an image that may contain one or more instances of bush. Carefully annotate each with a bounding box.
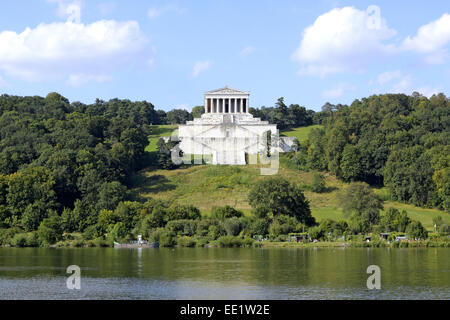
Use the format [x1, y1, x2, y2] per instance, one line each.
[311, 172, 326, 193]
[165, 219, 197, 236]
[82, 225, 100, 240]
[37, 214, 63, 244]
[159, 231, 176, 247]
[247, 218, 269, 237]
[177, 236, 196, 247]
[211, 206, 243, 219]
[166, 205, 201, 221]
[308, 226, 324, 240]
[406, 220, 428, 240]
[10, 233, 28, 247]
[71, 239, 86, 247]
[223, 217, 243, 236]
[217, 236, 242, 247]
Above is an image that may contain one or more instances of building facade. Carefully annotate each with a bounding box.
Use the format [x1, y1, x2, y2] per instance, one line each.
[177, 86, 296, 165]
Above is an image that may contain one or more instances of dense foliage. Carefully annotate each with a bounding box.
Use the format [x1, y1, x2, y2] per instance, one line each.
[288, 93, 450, 211]
[0, 93, 159, 232]
[250, 97, 314, 130]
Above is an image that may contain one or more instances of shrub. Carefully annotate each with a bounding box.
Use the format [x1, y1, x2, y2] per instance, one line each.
[159, 231, 176, 247]
[10, 233, 28, 247]
[177, 236, 196, 247]
[308, 226, 324, 240]
[166, 205, 201, 221]
[217, 236, 242, 247]
[211, 206, 243, 219]
[71, 239, 86, 247]
[82, 225, 99, 240]
[223, 217, 242, 236]
[406, 220, 428, 240]
[166, 219, 197, 236]
[311, 172, 326, 193]
[247, 218, 269, 237]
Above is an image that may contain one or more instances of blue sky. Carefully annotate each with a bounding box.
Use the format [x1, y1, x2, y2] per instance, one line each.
[0, 0, 449, 111]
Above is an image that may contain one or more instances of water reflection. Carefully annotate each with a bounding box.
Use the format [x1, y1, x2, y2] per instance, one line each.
[0, 247, 448, 299]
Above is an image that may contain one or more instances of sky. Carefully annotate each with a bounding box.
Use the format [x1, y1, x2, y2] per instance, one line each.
[0, 0, 449, 112]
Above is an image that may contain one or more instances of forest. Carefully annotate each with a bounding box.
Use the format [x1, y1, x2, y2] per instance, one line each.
[0, 91, 448, 247]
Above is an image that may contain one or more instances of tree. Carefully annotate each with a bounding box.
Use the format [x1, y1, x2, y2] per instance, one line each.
[166, 204, 201, 221]
[166, 109, 191, 124]
[97, 181, 127, 211]
[339, 182, 384, 231]
[340, 144, 363, 181]
[311, 172, 326, 193]
[248, 177, 315, 226]
[37, 212, 63, 244]
[223, 217, 243, 236]
[406, 220, 428, 239]
[379, 208, 411, 232]
[157, 138, 181, 170]
[211, 205, 243, 219]
[191, 106, 204, 119]
[308, 226, 323, 240]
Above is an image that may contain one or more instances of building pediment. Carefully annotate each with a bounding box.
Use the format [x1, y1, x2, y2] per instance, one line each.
[205, 86, 249, 95]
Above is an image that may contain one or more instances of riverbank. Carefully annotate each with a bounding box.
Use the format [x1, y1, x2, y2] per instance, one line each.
[260, 239, 450, 248]
[2, 238, 449, 249]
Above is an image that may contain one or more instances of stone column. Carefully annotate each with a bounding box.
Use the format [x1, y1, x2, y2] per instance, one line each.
[246, 97, 249, 113]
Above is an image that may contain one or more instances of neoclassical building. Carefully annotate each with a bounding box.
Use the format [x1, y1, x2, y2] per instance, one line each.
[176, 86, 296, 165]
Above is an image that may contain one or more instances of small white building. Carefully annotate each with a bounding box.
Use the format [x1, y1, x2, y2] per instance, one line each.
[177, 86, 296, 165]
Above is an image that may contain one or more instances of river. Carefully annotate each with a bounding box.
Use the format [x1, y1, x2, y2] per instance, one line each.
[0, 247, 448, 299]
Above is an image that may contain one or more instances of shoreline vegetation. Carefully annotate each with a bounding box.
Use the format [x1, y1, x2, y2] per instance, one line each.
[1, 237, 449, 249]
[0, 93, 449, 250]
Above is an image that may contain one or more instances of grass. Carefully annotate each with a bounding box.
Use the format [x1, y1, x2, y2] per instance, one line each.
[280, 124, 323, 142]
[133, 124, 450, 231]
[145, 124, 178, 152]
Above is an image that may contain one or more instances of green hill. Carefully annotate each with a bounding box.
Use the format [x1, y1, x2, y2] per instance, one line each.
[133, 126, 449, 231]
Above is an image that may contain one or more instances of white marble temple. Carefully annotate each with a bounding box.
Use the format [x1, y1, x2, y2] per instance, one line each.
[176, 86, 296, 165]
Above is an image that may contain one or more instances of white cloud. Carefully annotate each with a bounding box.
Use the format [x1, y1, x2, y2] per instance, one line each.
[322, 82, 355, 99]
[415, 86, 443, 98]
[67, 73, 113, 87]
[47, 0, 82, 23]
[148, 5, 184, 19]
[389, 75, 442, 97]
[192, 60, 211, 78]
[292, 6, 396, 77]
[377, 70, 402, 85]
[402, 13, 450, 64]
[0, 20, 148, 84]
[391, 75, 412, 93]
[239, 46, 255, 57]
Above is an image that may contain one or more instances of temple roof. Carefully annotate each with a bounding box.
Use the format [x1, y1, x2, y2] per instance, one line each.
[205, 86, 249, 95]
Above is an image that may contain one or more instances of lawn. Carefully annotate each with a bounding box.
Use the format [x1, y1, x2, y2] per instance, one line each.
[145, 124, 178, 152]
[280, 124, 323, 142]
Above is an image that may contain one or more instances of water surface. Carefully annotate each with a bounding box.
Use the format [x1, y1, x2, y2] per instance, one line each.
[0, 247, 448, 299]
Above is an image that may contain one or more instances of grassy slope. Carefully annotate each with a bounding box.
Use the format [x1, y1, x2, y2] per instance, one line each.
[280, 124, 323, 141]
[145, 124, 178, 152]
[133, 125, 449, 230]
